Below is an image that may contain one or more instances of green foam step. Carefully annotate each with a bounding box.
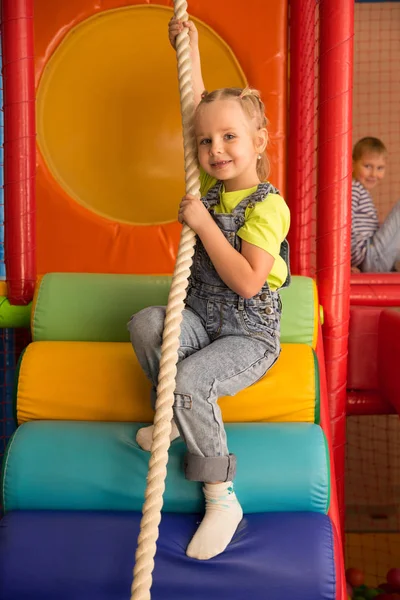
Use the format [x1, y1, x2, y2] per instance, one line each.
[32, 273, 317, 345]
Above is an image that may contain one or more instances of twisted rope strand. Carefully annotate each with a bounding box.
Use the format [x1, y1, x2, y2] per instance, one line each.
[130, 1, 200, 598]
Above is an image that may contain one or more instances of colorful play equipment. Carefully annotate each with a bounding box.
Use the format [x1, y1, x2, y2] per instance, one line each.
[1, 0, 398, 598]
[2, 275, 344, 600]
[347, 274, 400, 419]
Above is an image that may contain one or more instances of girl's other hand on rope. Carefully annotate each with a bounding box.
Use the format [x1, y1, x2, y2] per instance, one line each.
[178, 194, 211, 233]
[168, 18, 198, 51]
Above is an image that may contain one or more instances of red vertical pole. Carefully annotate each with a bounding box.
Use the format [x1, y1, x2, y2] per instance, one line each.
[1, 0, 36, 305]
[287, 0, 317, 276]
[317, 0, 354, 535]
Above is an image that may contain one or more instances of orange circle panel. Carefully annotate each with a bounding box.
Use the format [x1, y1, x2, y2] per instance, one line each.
[36, 5, 246, 225]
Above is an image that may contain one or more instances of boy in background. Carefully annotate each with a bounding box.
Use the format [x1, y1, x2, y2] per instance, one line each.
[351, 137, 400, 273]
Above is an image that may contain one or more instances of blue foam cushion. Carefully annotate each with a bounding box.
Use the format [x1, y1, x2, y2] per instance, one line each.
[2, 421, 330, 514]
[0, 511, 336, 600]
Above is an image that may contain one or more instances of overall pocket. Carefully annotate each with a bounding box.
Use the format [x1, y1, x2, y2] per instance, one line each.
[239, 292, 280, 347]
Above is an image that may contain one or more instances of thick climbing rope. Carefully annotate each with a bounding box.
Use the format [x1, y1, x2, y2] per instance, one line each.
[130, 1, 200, 599]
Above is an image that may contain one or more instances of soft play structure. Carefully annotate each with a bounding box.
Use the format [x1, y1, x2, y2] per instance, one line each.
[3, 0, 396, 599]
[1, 272, 343, 599]
[348, 274, 400, 421]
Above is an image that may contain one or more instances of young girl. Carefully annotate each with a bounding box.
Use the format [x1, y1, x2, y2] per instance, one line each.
[128, 18, 290, 561]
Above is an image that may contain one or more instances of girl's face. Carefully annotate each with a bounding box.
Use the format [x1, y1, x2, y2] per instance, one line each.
[195, 99, 266, 192]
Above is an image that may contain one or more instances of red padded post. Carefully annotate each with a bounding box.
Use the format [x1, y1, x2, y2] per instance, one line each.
[287, 0, 316, 276]
[317, 0, 354, 536]
[1, 0, 36, 304]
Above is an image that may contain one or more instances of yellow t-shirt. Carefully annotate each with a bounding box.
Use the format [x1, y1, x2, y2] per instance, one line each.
[200, 170, 290, 290]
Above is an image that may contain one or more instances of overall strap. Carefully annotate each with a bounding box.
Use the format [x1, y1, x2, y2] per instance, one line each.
[232, 181, 291, 289]
[201, 181, 223, 210]
[199, 180, 290, 288]
[201, 181, 280, 214]
[232, 182, 278, 222]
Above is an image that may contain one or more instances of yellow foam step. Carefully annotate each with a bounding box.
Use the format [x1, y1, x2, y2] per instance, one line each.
[16, 341, 318, 424]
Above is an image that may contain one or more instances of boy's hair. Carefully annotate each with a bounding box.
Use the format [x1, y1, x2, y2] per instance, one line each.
[352, 137, 387, 161]
[196, 87, 270, 181]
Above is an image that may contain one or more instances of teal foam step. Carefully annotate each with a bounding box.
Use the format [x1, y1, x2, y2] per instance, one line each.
[1, 421, 330, 514]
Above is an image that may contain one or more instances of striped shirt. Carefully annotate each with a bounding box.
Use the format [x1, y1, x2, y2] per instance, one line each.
[351, 179, 379, 267]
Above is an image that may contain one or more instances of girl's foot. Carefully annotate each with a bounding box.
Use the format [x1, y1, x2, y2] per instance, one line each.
[186, 481, 243, 560]
[136, 420, 180, 451]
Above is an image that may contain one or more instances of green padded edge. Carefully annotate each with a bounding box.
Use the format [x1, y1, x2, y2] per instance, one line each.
[0, 297, 31, 329]
[0, 429, 16, 512]
[324, 434, 331, 513]
[313, 350, 320, 424]
[32, 273, 172, 342]
[12, 349, 26, 426]
[33, 273, 317, 344]
[279, 276, 316, 346]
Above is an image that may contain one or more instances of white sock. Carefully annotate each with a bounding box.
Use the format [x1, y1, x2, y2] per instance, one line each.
[186, 481, 243, 560]
[136, 420, 180, 452]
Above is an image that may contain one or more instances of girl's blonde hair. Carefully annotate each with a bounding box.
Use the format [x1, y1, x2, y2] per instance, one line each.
[196, 87, 270, 181]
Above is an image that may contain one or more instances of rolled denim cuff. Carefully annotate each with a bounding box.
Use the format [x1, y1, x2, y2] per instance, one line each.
[184, 453, 237, 483]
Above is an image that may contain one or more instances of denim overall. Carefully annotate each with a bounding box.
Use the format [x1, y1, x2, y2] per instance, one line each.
[129, 181, 290, 483]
